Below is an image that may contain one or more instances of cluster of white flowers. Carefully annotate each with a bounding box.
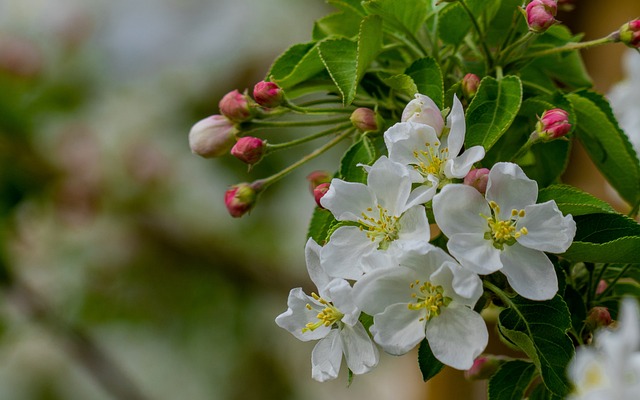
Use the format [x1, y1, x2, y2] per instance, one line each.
[568, 298, 640, 400]
[276, 94, 577, 382]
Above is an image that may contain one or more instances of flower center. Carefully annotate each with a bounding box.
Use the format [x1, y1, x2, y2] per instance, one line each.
[302, 293, 344, 333]
[358, 205, 400, 249]
[482, 201, 528, 249]
[407, 280, 452, 321]
[412, 141, 449, 180]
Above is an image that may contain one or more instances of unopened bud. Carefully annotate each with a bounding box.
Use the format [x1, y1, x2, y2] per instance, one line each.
[533, 108, 571, 141]
[224, 182, 260, 217]
[402, 94, 445, 135]
[189, 115, 237, 158]
[350, 108, 378, 132]
[253, 81, 284, 108]
[219, 89, 253, 122]
[464, 168, 490, 194]
[231, 136, 266, 165]
[595, 279, 608, 295]
[313, 183, 330, 208]
[464, 355, 507, 381]
[306, 171, 331, 192]
[462, 73, 480, 99]
[619, 19, 640, 49]
[526, 0, 558, 33]
[586, 307, 613, 331]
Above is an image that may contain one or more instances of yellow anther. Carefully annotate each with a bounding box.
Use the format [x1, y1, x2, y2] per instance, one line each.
[407, 280, 451, 321]
[518, 210, 526, 218]
[301, 296, 344, 334]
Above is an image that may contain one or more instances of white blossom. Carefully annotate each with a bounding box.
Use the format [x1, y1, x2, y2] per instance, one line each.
[351, 245, 487, 370]
[275, 238, 378, 382]
[433, 162, 576, 300]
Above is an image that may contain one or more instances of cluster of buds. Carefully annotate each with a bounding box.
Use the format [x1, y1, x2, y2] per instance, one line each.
[525, 0, 558, 33]
[618, 19, 640, 49]
[530, 108, 572, 142]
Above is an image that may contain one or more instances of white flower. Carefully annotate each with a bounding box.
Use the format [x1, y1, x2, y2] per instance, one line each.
[320, 156, 432, 280]
[433, 162, 576, 300]
[608, 50, 640, 159]
[401, 94, 445, 134]
[351, 245, 487, 370]
[568, 298, 640, 400]
[275, 238, 378, 382]
[385, 94, 485, 200]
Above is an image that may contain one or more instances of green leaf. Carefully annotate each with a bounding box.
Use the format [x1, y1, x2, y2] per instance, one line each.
[339, 135, 379, 183]
[528, 382, 563, 400]
[417, 338, 445, 382]
[488, 360, 537, 400]
[569, 91, 640, 207]
[538, 185, 617, 217]
[381, 73, 418, 97]
[313, 12, 362, 40]
[485, 0, 525, 48]
[268, 42, 326, 89]
[563, 284, 587, 336]
[327, 0, 366, 16]
[563, 213, 640, 263]
[438, 3, 471, 46]
[406, 57, 444, 108]
[318, 15, 383, 105]
[363, 0, 428, 34]
[306, 206, 337, 245]
[498, 295, 574, 396]
[465, 76, 523, 151]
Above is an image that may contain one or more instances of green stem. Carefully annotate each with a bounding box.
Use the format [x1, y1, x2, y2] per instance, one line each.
[459, 0, 493, 69]
[523, 35, 615, 59]
[284, 100, 353, 114]
[267, 122, 352, 152]
[258, 128, 355, 189]
[483, 280, 515, 308]
[498, 31, 535, 65]
[246, 116, 349, 128]
[389, 31, 425, 59]
[597, 263, 632, 300]
[510, 138, 535, 162]
[628, 200, 640, 218]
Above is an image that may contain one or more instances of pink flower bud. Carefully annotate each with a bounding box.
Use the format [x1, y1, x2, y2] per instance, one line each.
[595, 279, 608, 295]
[313, 183, 330, 208]
[306, 170, 331, 192]
[219, 89, 253, 122]
[619, 19, 640, 49]
[231, 136, 267, 165]
[462, 73, 480, 99]
[224, 182, 259, 218]
[464, 168, 490, 194]
[350, 108, 379, 132]
[402, 94, 445, 135]
[464, 355, 506, 381]
[189, 115, 237, 158]
[586, 307, 613, 330]
[526, 0, 558, 33]
[535, 108, 571, 140]
[253, 81, 284, 108]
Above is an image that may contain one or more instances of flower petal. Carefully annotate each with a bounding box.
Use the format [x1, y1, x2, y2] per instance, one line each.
[311, 329, 343, 382]
[366, 156, 411, 216]
[447, 232, 503, 274]
[275, 288, 331, 341]
[441, 261, 483, 304]
[500, 243, 558, 300]
[321, 226, 376, 280]
[352, 266, 418, 315]
[321, 178, 374, 222]
[401, 94, 444, 134]
[370, 302, 426, 355]
[397, 205, 431, 243]
[406, 180, 438, 206]
[445, 95, 466, 156]
[304, 238, 330, 298]
[340, 323, 379, 375]
[444, 145, 486, 179]
[433, 184, 489, 237]
[425, 305, 488, 370]
[517, 200, 576, 253]
[324, 279, 359, 326]
[485, 163, 538, 220]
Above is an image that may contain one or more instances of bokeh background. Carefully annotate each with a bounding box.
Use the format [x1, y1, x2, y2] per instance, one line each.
[0, 1, 638, 399]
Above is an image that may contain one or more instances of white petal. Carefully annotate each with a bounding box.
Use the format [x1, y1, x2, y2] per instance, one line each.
[433, 184, 489, 237]
[406, 182, 437, 206]
[485, 163, 538, 220]
[500, 243, 558, 300]
[321, 226, 376, 280]
[447, 233, 503, 274]
[445, 95, 466, 156]
[360, 250, 400, 274]
[352, 266, 418, 315]
[321, 178, 374, 222]
[386, 122, 440, 165]
[366, 156, 411, 216]
[444, 145, 486, 179]
[370, 302, 426, 355]
[444, 261, 483, 304]
[517, 201, 576, 253]
[305, 238, 331, 298]
[311, 330, 343, 382]
[397, 205, 431, 243]
[324, 279, 359, 326]
[425, 305, 488, 370]
[402, 94, 445, 134]
[340, 323, 379, 375]
[275, 288, 331, 341]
